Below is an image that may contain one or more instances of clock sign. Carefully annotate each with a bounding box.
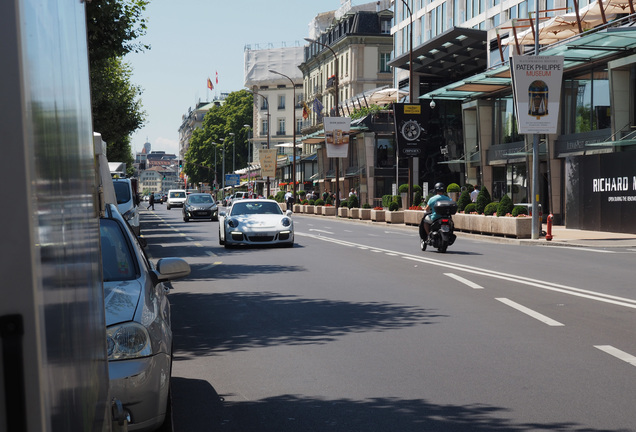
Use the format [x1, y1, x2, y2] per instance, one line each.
[393, 103, 428, 158]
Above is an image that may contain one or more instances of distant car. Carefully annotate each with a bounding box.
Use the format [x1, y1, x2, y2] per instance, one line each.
[112, 178, 140, 236]
[218, 199, 294, 248]
[153, 193, 163, 204]
[182, 193, 218, 222]
[222, 195, 232, 206]
[166, 189, 187, 210]
[100, 203, 190, 431]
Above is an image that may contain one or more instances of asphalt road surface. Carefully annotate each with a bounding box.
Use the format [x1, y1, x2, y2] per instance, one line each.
[141, 206, 636, 432]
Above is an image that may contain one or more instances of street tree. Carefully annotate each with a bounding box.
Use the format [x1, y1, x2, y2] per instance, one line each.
[185, 90, 253, 187]
[86, 0, 149, 175]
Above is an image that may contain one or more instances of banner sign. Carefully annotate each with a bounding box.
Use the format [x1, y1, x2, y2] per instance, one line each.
[259, 149, 277, 178]
[566, 152, 636, 234]
[511, 55, 564, 134]
[324, 117, 351, 158]
[393, 103, 428, 158]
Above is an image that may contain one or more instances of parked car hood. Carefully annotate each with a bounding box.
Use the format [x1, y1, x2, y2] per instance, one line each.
[231, 214, 289, 228]
[103, 280, 142, 326]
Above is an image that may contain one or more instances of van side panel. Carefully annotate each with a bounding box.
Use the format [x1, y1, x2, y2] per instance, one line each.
[1, 0, 111, 430]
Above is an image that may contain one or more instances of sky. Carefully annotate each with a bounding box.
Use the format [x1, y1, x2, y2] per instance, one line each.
[126, 0, 369, 157]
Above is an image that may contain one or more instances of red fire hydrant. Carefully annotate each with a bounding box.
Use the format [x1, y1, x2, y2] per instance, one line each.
[546, 213, 554, 241]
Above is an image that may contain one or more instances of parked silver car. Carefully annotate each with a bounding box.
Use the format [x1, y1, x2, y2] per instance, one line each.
[101, 203, 190, 431]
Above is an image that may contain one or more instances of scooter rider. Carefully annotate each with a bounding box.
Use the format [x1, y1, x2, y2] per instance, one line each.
[421, 182, 453, 237]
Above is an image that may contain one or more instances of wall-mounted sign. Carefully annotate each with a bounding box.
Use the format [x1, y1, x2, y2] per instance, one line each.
[225, 174, 240, 186]
[324, 117, 351, 158]
[393, 103, 428, 158]
[511, 55, 564, 134]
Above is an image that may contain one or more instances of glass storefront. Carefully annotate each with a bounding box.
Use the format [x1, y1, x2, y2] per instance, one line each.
[493, 96, 522, 144]
[561, 68, 610, 134]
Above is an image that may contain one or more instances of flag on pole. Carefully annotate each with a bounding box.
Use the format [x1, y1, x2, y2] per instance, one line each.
[312, 98, 323, 114]
[207, 77, 214, 90]
[215, 71, 219, 84]
[302, 100, 310, 119]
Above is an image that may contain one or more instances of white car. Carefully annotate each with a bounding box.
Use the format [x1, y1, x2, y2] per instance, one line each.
[166, 189, 187, 210]
[219, 199, 294, 248]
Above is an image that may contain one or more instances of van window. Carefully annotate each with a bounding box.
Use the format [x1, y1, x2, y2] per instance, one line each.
[170, 191, 186, 198]
[113, 182, 131, 204]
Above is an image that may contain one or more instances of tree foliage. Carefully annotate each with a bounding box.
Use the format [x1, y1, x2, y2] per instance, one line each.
[184, 90, 254, 185]
[86, 0, 149, 175]
[475, 186, 492, 214]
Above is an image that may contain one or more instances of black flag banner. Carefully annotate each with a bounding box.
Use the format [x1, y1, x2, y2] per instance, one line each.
[393, 103, 428, 158]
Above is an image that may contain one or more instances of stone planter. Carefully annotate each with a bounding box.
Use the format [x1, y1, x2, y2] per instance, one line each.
[350, 208, 360, 219]
[338, 207, 349, 218]
[404, 210, 425, 226]
[305, 205, 314, 214]
[385, 210, 404, 224]
[322, 206, 336, 216]
[314, 206, 323, 215]
[293, 204, 302, 213]
[371, 209, 386, 222]
[453, 213, 533, 238]
[360, 208, 371, 220]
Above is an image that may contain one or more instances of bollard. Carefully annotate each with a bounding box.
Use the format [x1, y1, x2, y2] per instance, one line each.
[546, 213, 553, 241]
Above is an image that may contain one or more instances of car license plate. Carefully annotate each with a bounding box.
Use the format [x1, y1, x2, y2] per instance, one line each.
[195, 211, 207, 216]
[441, 225, 450, 232]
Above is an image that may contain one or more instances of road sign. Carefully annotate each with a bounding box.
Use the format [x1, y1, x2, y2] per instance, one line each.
[225, 174, 240, 186]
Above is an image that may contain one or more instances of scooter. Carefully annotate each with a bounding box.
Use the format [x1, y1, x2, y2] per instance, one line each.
[419, 200, 458, 253]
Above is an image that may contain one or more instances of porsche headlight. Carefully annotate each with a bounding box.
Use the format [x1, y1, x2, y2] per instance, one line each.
[107, 322, 152, 360]
[281, 217, 291, 227]
[228, 218, 240, 228]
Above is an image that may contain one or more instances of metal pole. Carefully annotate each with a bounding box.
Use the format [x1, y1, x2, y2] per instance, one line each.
[400, 0, 414, 209]
[531, 0, 540, 239]
[269, 70, 297, 203]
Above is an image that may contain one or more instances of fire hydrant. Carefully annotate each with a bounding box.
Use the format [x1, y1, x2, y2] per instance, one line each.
[546, 213, 554, 241]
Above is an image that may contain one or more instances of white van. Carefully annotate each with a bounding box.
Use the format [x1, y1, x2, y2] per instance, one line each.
[167, 189, 187, 210]
[112, 178, 140, 236]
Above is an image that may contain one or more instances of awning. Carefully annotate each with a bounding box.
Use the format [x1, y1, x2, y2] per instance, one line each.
[388, 27, 488, 79]
[422, 26, 636, 101]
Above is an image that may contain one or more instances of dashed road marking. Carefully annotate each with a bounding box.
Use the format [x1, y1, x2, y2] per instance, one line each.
[445, 273, 484, 289]
[496, 298, 564, 326]
[594, 345, 636, 367]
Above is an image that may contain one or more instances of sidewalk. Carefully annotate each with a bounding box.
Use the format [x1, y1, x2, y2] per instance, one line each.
[297, 211, 636, 249]
[518, 225, 636, 248]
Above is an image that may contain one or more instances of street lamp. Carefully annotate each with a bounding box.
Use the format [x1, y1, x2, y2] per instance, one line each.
[304, 37, 342, 209]
[245, 89, 271, 197]
[229, 132, 235, 195]
[399, 0, 415, 208]
[243, 124, 252, 197]
[219, 138, 226, 195]
[269, 69, 297, 203]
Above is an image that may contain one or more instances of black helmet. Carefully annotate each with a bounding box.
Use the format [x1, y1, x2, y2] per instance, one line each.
[434, 182, 445, 193]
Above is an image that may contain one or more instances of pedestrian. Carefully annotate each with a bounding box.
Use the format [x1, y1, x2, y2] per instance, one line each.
[470, 185, 480, 202]
[285, 190, 294, 211]
[147, 193, 155, 210]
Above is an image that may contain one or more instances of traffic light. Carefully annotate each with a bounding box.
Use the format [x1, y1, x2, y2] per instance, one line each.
[178, 159, 183, 168]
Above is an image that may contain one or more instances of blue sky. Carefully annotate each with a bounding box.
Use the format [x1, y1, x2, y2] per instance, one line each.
[127, 0, 361, 157]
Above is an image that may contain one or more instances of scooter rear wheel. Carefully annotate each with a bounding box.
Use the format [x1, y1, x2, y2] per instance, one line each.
[420, 238, 427, 251]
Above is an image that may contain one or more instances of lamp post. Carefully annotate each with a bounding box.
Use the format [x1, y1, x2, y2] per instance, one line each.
[304, 37, 341, 209]
[248, 90, 272, 197]
[399, 0, 415, 208]
[229, 132, 235, 196]
[269, 69, 297, 203]
[220, 138, 226, 197]
[243, 124, 252, 197]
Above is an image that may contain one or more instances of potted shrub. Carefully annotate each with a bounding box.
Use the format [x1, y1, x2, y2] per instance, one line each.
[457, 189, 472, 212]
[371, 206, 385, 222]
[497, 194, 514, 217]
[447, 183, 461, 202]
[314, 198, 324, 215]
[386, 201, 404, 224]
[360, 203, 372, 220]
[475, 186, 492, 214]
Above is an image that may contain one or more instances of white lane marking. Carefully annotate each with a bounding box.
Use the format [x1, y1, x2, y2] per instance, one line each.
[309, 229, 334, 235]
[555, 246, 615, 254]
[384, 230, 414, 236]
[185, 237, 194, 241]
[444, 273, 484, 289]
[200, 261, 222, 272]
[496, 298, 564, 326]
[594, 345, 636, 367]
[205, 251, 218, 257]
[296, 231, 636, 309]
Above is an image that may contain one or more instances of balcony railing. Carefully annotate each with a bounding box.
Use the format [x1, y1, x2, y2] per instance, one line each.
[276, 130, 286, 136]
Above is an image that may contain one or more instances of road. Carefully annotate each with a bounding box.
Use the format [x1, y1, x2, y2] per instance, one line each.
[140, 205, 636, 432]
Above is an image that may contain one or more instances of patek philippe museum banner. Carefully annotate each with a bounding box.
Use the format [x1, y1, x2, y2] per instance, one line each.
[511, 55, 564, 134]
[258, 148, 277, 178]
[324, 117, 351, 158]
